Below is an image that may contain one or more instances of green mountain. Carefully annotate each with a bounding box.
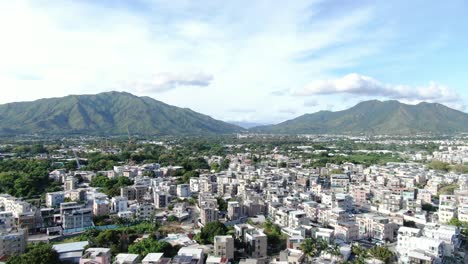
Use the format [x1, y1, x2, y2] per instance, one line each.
[251, 100, 468, 135]
[0, 91, 244, 136]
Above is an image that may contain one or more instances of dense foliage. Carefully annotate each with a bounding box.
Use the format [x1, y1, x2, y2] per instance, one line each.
[0, 159, 60, 198]
[263, 220, 287, 254]
[128, 236, 179, 259]
[299, 238, 341, 260]
[0, 91, 243, 136]
[90, 175, 133, 196]
[351, 244, 394, 264]
[448, 217, 468, 236]
[252, 100, 468, 135]
[195, 221, 228, 244]
[7, 243, 62, 264]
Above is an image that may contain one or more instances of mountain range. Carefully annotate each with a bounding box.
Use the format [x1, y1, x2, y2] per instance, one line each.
[0, 92, 467, 136]
[252, 100, 468, 135]
[0, 91, 243, 136]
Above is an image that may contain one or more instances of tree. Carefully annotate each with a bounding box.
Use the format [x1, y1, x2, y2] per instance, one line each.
[195, 222, 228, 244]
[166, 215, 178, 222]
[368, 246, 394, 264]
[300, 238, 318, 262]
[217, 197, 228, 211]
[128, 237, 178, 259]
[351, 244, 368, 257]
[7, 243, 61, 264]
[447, 217, 468, 236]
[403, 220, 417, 228]
[421, 203, 438, 212]
[427, 161, 450, 171]
[325, 243, 341, 260]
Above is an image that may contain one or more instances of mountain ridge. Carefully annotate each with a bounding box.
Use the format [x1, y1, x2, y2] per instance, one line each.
[0, 91, 244, 136]
[1, 93, 467, 136]
[251, 100, 468, 135]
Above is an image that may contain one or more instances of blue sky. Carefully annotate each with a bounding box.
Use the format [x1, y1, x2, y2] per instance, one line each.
[0, 0, 467, 124]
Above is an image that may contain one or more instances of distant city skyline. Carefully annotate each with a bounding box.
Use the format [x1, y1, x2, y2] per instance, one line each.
[1, 1, 467, 123]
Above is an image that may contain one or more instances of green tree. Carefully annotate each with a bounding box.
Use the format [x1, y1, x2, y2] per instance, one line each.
[427, 161, 450, 171]
[128, 237, 178, 259]
[300, 238, 318, 261]
[325, 243, 341, 260]
[195, 222, 228, 244]
[7, 243, 61, 264]
[368, 246, 394, 264]
[166, 215, 178, 222]
[217, 197, 228, 211]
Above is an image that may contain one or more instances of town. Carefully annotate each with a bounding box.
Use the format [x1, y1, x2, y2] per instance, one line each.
[0, 134, 467, 264]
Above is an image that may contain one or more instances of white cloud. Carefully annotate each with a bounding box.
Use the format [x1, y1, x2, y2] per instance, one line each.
[3, 1, 448, 122]
[229, 108, 256, 113]
[294, 73, 461, 104]
[130, 72, 213, 93]
[304, 99, 319, 107]
[279, 108, 298, 114]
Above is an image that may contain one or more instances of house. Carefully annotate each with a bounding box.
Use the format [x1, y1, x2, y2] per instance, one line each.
[80, 248, 111, 264]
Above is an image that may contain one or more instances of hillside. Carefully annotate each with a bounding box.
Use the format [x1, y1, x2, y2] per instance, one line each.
[0, 91, 244, 136]
[251, 100, 468, 135]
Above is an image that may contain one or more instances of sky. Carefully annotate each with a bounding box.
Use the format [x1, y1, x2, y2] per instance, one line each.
[0, 0, 467, 124]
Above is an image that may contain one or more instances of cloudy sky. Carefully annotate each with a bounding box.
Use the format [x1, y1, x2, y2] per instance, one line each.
[1, 0, 467, 124]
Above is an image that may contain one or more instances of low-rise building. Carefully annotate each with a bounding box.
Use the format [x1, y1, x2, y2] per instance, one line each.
[0, 229, 27, 259]
[214, 235, 234, 260]
[80, 248, 111, 264]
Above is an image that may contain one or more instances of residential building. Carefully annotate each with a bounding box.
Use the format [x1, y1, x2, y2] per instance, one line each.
[80, 248, 111, 264]
[114, 253, 139, 264]
[46, 191, 65, 207]
[0, 229, 27, 259]
[214, 235, 234, 260]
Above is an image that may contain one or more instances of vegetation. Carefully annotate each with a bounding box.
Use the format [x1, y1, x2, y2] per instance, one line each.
[0, 159, 60, 198]
[0, 91, 244, 136]
[263, 220, 287, 254]
[166, 215, 178, 222]
[421, 203, 438, 212]
[128, 235, 179, 259]
[251, 100, 468, 135]
[299, 238, 341, 261]
[7, 243, 61, 264]
[304, 152, 404, 167]
[438, 184, 459, 195]
[447, 217, 468, 236]
[351, 244, 394, 264]
[427, 161, 451, 171]
[194, 221, 228, 244]
[217, 197, 228, 211]
[367, 246, 394, 263]
[90, 175, 133, 196]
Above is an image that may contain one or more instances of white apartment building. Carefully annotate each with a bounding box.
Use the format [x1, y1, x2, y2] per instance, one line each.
[0, 229, 27, 258]
[227, 201, 243, 221]
[189, 178, 200, 193]
[356, 214, 398, 242]
[214, 235, 234, 260]
[62, 208, 93, 231]
[288, 210, 308, 229]
[438, 195, 457, 223]
[0, 195, 31, 218]
[176, 184, 191, 198]
[46, 191, 65, 207]
[110, 196, 128, 213]
[0, 212, 14, 231]
[244, 229, 267, 259]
